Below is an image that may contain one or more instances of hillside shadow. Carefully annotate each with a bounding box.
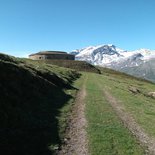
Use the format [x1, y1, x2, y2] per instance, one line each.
[0, 61, 77, 155]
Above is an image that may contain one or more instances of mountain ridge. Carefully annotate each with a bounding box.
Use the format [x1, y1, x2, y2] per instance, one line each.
[71, 44, 155, 66]
[71, 44, 155, 82]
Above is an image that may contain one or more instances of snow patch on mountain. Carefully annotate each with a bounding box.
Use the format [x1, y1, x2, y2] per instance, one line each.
[71, 44, 155, 68]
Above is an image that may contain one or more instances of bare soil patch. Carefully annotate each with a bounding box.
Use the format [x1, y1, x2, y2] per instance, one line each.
[103, 90, 155, 155]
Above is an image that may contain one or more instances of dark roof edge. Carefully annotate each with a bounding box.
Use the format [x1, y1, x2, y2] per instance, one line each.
[29, 51, 74, 56]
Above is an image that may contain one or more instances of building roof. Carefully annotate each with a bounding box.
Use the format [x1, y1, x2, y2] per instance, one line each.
[29, 51, 72, 56]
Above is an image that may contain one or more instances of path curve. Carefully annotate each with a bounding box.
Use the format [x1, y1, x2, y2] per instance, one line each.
[104, 90, 155, 155]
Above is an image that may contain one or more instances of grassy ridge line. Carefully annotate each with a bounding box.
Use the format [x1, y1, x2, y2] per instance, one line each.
[85, 73, 144, 155]
[41, 59, 101, 74]
[0, 53, 81, 87]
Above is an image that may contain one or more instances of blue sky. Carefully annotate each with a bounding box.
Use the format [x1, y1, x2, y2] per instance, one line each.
[0, 0, 155, 57]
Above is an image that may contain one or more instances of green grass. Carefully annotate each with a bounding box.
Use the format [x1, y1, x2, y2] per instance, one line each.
[98, 70, 155, 138]
[0, 53, 81, 155]
[84, 73, 145, 155]
[41, 59, 101, 74]
[1, 53, 155, 155]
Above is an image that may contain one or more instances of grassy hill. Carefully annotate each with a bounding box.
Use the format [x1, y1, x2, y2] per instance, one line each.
[0, 54, 81, 155]
[84, 69, 155, 154]
[40, 59, 101, 74]
[1, 54, 155, 155]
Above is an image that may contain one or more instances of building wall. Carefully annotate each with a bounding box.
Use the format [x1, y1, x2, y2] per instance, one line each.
[29, 55, 45, 60]
[29, 54, 75, 60]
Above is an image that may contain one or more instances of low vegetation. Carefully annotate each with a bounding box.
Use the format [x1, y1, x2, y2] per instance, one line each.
[0, 53, 80, 155]
[1, 53, 155, 155]
[100, 70, 155, 138]
[84, 73, 145, 155]
[41, 59, 101, 74]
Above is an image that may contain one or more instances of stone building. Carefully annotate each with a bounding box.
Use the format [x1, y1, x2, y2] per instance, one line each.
[29, 51, 75, 60]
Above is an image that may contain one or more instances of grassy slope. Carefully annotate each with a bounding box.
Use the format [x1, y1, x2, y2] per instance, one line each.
[84, 73, 145, 155]
[1, 53, 155, 154]
[99, 67, 155, 138]
[0, 54, 81, 155]
[84, 67, 155, 154]
[40, 59, 101, 74]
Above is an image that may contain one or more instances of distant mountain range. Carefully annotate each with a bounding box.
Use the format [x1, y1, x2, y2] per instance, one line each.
[71, 44, 155, 82]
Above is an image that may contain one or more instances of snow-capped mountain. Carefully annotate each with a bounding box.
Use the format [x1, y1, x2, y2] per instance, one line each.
[72, 44, 124, 66]
[71, 44, 155, 68]
[71, 44, 155, 82]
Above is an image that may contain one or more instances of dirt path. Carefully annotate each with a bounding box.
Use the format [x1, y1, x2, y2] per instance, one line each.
[103, 90, 155, 155]
[58, 78, 89, 155]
